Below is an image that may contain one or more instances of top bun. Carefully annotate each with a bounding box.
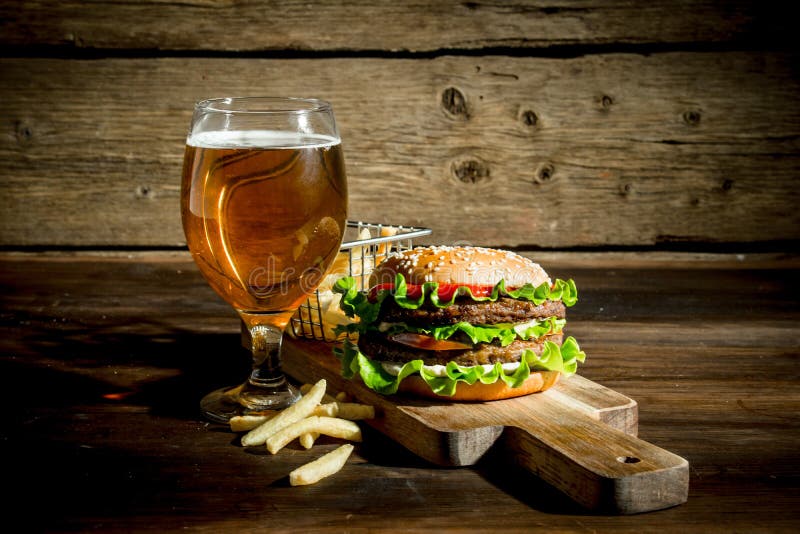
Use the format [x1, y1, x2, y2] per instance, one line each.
[369, 246, 551, 288]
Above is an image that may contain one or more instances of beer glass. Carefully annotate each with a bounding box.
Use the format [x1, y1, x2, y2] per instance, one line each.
[181, 97, 348, 422]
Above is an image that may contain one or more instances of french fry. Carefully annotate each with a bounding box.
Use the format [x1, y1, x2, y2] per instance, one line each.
[266, 416, 362, 455]
[303, 226, 410, 341]
[334, 391, 351, 402]
[335, 402, 376, 421]
[289, 443, 354, 486]
[229, 412, 276, 432]
[375, 226, 399, 259]
[314, 402, 339, 418]
[300, 383, 337, 404]
[316, 251, 350, 293]
[230, 402, 336, 433]
[299, 432, 319, 449]
[296, 226, 407, 342]
[349, 227, 376, 286]
[240, 379, 327, 447]
[320, 305, 353, 340]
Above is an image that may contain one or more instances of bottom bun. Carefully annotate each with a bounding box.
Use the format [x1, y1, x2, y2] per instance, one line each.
[397, 371, 561, 402]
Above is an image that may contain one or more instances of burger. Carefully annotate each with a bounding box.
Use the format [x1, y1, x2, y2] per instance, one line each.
[332, 246, 585, 401]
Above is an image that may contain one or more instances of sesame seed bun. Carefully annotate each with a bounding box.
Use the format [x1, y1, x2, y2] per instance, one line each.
[369, 246, 551, 288]
[397, 371, 561, 401]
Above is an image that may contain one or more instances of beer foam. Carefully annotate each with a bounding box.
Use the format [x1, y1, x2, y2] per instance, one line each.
[188, 130, 340, 149]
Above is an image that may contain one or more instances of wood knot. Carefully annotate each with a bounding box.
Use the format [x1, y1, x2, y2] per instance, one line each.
[451, 158, 489, 184]
[534, 163, 556, 184]
[600, 94, 614, 110]
[136, 185, 153, 199]
[619, 182, 634, 196]
[441, 87, 470, 120]
[15, 121, 33, 145]
[721, 178, 734, 192]
[683, 110, 702, 126]
[519, 109, 538, 128]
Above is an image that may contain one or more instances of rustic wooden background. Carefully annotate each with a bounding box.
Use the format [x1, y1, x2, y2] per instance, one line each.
[1, 1, 798, 251]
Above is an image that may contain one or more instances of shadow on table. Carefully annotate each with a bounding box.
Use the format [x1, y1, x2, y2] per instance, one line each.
[1, 314, 259, 529]
[474, 444, 593, 515]
[1, 311, 249, 420]
[355, 426, 591, 515]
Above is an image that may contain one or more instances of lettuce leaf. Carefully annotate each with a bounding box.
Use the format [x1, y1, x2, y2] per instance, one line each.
[333, 274, 578, 326]
[335, 336, 586, 397]
[334, 277, 387, 325]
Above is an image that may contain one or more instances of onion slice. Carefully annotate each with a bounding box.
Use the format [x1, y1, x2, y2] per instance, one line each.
[389, 332, 472, 351]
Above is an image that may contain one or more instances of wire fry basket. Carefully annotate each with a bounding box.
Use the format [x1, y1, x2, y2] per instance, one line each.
[290, 221, 431, 342]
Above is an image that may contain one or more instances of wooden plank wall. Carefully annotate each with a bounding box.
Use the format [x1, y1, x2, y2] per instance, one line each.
[0, 1, 797, 251]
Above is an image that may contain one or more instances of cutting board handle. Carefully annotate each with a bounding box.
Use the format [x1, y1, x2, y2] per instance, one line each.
[502, 400, 689, 514]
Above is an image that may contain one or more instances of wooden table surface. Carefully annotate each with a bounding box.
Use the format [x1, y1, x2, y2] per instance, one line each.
[2, 251, 799, 532]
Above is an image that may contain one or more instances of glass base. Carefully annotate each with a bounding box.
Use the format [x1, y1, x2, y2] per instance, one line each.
[200, 380, 301, 423]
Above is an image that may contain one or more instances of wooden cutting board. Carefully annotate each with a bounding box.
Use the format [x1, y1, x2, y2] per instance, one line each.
[281, 336, 688, 514]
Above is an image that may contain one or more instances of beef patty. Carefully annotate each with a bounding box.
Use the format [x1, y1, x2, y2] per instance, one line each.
[358, 331, 565, 367]
[378, 297, 566, 326]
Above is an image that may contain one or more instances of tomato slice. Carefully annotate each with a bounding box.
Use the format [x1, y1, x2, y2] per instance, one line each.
[368, 283, 410, 301]
[368, 282, 509, 302]
[389, 333, 472, 351]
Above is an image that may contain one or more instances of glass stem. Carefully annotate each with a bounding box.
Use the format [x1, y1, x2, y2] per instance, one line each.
[236, 313, 300, 411]
[248, 324, 286, 386]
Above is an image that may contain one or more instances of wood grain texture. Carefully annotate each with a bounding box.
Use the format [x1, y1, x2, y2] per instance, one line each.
[502, 408, 688, 514]
[1, 252, 798, 529]
[0, 1, 792, 52]
[2, 52, 798, 247]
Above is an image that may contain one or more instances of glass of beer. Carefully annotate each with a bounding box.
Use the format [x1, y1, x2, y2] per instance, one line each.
[181, 97, 348, 422]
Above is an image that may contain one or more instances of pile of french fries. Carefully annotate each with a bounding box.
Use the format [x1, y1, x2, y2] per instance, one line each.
[294, 226, 398, 340]
[231, 379, 375, 486]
